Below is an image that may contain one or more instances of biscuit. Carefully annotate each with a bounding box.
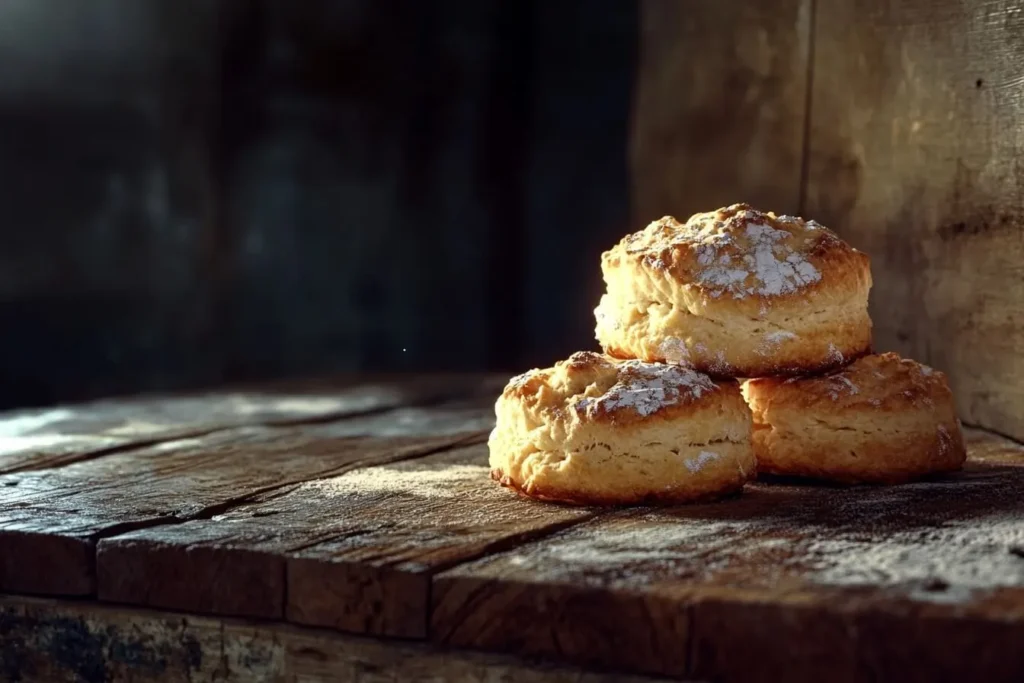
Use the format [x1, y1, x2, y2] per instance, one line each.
[595, 203, 872, 377]
[742, 353, 966, 484]
[488, 351, 755, 505]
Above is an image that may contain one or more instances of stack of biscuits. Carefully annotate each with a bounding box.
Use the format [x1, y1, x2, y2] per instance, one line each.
[488, 204, 966, 505]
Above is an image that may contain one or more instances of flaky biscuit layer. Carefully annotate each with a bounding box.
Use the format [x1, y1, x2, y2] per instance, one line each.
[596, 204, 872, 377]
[489, 351, 755, 505]
[742, 353, 966, 484]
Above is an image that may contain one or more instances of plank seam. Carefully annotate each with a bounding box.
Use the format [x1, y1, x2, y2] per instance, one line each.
[962, 421, 1024, 447]
[427, 513, 601, 577]
[88, 431, 490, 547]
[797, 0, 818, 215]
[1, 433, 222, 476]
[3, 390, 487, 476]
[423, 512, 605, 640]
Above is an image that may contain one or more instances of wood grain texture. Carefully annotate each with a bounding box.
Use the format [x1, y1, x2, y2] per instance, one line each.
[0, 595, 671, 683]
[806, 0, 1024, 439]
[0, 376, 487, 475]
[0, 403, 492, 598]
[630, 0, 812, 222]
[96, 443, 593, 637]
[433, 430, 1024, 682]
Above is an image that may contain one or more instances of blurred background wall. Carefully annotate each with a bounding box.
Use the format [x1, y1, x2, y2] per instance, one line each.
[0, 0, 636, 409]
[4, 0, 1023, 444]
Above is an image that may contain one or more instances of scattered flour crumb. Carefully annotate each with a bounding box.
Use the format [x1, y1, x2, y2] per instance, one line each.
[659, 337, 691, 365]
[684, 450, 720, 473]
[309, 463, 488, 499]
[758, 330, 798, 355]
[827, 375, 859, 401]
[827, 343, 844, 363]
[937, 425, 952, 454]
[764, 330, 797, 344]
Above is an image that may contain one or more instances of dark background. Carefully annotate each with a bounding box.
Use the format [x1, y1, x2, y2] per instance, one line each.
[0, 0, 636, 409]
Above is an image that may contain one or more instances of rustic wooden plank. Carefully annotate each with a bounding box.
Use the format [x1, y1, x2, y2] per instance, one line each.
[433, 430, 1024, 682]
[630, 0, 812, 221]
[0, 595, 672, 683]
[95, 443, 594, 636]
[0, 375, 488, 475]
[0, 403, 493, 598]
[805, 0, 1024, 440]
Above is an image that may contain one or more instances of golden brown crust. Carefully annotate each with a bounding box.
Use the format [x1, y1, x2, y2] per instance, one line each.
[595, 204, 873, 377]
[489, 352, 756, 505]
[745, 352, 954, 411]
[607, 205, 867, 303]
[742, 353, 967, 484]
[501, 351, 731, 426]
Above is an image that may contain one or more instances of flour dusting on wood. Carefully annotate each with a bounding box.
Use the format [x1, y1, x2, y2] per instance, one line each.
[469, 459, 1024, 605]
[310, 463, 489, 499]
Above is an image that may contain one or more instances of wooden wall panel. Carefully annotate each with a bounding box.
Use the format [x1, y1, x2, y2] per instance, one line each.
[633, 0, 1024, 439]
[807, 0, 1024, 439]
[631, 0, 813, 223]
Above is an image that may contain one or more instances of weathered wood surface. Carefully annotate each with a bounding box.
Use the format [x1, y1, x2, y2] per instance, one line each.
[96, 443, 592, 635]
[433, 430, 1024, 682]
[806, 0, 1024, 441]
[5, 378, 1024, 681]
[803, 0, 1024, 441]
[0, 595, 670, 683]
[0, 375, 493, 475]
[0, 403, 493, 598]
[630, 0, 812, 221]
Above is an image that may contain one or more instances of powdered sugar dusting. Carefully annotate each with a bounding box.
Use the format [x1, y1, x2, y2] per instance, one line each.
[685, 450, 720, 473]
[688, 214, 822, 299]
[574, 361, 718, 418]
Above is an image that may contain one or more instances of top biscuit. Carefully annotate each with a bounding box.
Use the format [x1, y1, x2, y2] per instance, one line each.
[595, 203, 873, 377]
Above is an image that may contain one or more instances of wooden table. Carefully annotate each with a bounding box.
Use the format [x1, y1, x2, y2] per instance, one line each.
[2, 376, 1024, 682]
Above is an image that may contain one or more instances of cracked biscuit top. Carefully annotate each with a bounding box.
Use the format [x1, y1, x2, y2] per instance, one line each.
[502, 351, 732, 426]
[605, 203, 867, 301]
[489, 351, 755, 505]
[594, 203, 873, 377]
[743, 353, 953, 412]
